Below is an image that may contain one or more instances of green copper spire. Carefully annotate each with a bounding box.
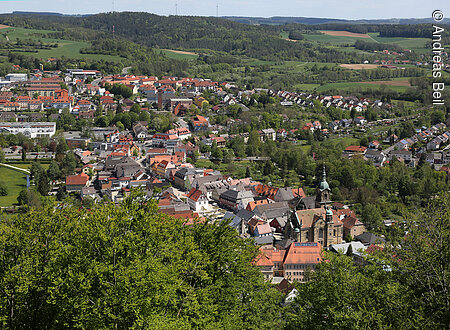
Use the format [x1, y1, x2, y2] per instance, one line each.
[318, 165, 329, 191]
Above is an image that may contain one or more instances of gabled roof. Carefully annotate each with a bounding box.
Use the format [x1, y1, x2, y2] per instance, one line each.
[187, 187, 205, 202]
[66, 173, 89, 185]
[283, 242, 322, 265]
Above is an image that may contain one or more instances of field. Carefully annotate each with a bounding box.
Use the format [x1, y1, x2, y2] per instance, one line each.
[320, 30, 371, 38]
[302, 31, 430, 54]
[304, 33, 369, 45]
[2, 27, 123, 62]
[368, 33, 429, 53]
[314, 79, 412, 93]
[340, 64, 381, 69]
[357, 80, 411, 87]
[0, 166, 27, 207]
[303, 30, 378, 45]
[158, 49, 199, 60]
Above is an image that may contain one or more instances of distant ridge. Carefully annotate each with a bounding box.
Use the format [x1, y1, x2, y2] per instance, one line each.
[11, 11, 90, 17]
[5, 12, 450, 24]
[222, 16, 450, 25]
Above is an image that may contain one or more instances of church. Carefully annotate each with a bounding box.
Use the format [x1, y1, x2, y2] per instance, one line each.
[285, 167, 343, 248]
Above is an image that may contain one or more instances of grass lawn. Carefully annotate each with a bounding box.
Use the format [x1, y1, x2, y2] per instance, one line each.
[303, 33, 373, 45]
[0, 166, 27, 207]
[7, 162, 50, 170]
[3, 27, 123, 62]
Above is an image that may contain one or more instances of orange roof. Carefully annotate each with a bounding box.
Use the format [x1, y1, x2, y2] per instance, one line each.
[66, 173, 89, 186]
[345, 146, 367, 153]
[187, 188, 204, 202]
[292, 188, 306, 198]
[247, 199, 269, 211]
[283, 242, 322, 265]
[341, 216, 363, 229]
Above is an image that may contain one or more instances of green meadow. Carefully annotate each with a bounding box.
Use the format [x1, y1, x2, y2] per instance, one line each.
[2, 27, 123, 62]
[0, 166, 27, 207]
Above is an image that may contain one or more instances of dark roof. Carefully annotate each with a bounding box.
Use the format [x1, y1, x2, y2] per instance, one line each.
[253, 235, 273, 245]
[354, 232, 385, 245]
[236, 208, 255, 221]
[300, 196, 316, 210]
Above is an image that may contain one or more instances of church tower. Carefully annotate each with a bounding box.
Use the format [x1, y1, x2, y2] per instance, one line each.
[316, 166, 331, 207]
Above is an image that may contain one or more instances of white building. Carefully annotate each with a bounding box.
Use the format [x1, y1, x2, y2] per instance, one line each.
[5, 73, 28, 82]
[0, 122, 56, 138]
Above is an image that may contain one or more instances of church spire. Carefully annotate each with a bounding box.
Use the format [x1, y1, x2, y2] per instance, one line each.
[318, 165, 329, 192]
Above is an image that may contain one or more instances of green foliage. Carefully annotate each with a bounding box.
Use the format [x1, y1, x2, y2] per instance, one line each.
[16, 188, 42, 208]
[285, 252, 424, 329]
[0, 191, 282, 328]
[386, 193, 450, 327]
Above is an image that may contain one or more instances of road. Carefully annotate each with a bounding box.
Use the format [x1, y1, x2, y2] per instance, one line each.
[122, 66, 132, 75]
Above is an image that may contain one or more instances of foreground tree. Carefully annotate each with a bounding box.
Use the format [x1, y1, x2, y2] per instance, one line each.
[386, 193, 450, 328]
[0, 191, 282, 328]
[285, 193, 450, 329]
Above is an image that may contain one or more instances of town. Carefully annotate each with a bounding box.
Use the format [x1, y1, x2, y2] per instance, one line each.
[0, 67, 449, 290]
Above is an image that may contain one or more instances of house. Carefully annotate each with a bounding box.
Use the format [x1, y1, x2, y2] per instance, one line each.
[368, 140, 380, 149]
[344, 146, 367, 154]
[66, 173, 89, 193]
[187, 187, 209, 212]
[282, 242, 322, 282]
[256, 242, 322, 282]
[133, 123, 148, 140]
[167, 127, 191, 140]
[354, 232, 385, 247]
[389, 150, 412, 162]
[341, 216, 366, 239]
[354, 116, 366, 126]
[330, 241, 366, 255]
[190, 115, 209, 132]
[219, 189, 254, 211]
[261, 128, 276, 141]
[364, 149, 386, 166]
[194, 96, 209, 108]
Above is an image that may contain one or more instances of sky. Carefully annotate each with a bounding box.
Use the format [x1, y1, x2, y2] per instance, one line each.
[0, 0, 448, 20]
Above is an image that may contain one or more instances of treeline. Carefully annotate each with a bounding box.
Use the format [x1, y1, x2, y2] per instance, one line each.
[354, 39, 403, 52]
[81, 38, 190, 76]
[0, 13, 383, 63]
[7, 52, 124, 74]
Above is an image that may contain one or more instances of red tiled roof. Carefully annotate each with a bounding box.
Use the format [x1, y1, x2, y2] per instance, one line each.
[66, 173, 89, 186]
[345, 146, 367, 153]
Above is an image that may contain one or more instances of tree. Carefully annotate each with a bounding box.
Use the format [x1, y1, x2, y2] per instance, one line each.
[47, 161, 61, 181]
[21, 148, 26, 161]
[61, 152, 77, 175]
[56, 186, 67, 201]
[37, 172, 50, 196]
[16, 188, 41, 208]
[386, 193, 450, 327]
[0, 191, 282, 328]
[0, 184, 7, 196]
[245, 166, 251, 178]
[30, 162, 44, 183]
[0, 149, 5, 163]
[346, 243, 353, 257]
[285, 252, 424, 329]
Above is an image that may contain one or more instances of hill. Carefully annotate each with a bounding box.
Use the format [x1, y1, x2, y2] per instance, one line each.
[224, 16, 450, 25]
